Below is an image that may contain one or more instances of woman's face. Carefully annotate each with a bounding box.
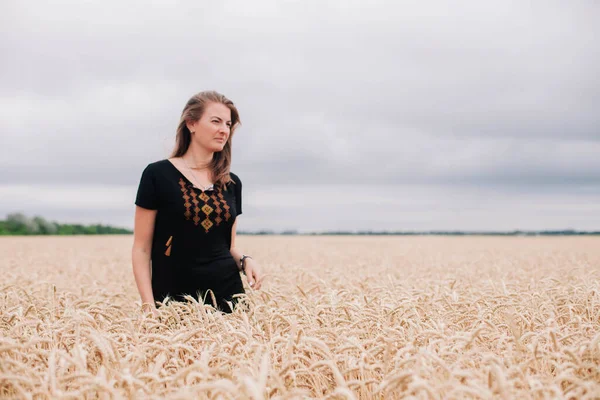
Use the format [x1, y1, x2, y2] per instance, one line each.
[188, 102, 232, 153]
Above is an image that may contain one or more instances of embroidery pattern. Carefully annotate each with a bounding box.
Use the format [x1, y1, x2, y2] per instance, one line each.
[190, 190, 201, 225]
[217, 191, 231, 221]
[201, 204, 214, 232]
[179, 178, 231, 232]
[179, 180, 193, 220]
[210, 193, 223, 225]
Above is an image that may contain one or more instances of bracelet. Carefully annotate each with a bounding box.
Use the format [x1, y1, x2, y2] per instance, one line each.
[239, 255, 252, 274]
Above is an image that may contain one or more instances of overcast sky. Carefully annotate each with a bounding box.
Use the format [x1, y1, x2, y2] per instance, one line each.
[1, 0, 599, 232]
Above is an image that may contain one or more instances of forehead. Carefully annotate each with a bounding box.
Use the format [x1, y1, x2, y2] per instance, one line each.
[204, 102, 231, 120]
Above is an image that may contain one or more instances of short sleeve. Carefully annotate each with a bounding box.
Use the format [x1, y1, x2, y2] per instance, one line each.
[135, 164, 159, 210]
[231, 172, 242, 216]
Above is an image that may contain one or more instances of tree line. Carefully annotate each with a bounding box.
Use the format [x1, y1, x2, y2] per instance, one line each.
[0, 213, 132, 235]
[1, 213, 596, 236]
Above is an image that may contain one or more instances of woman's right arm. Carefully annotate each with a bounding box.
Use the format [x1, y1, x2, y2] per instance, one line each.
[132, 206, 157, 310]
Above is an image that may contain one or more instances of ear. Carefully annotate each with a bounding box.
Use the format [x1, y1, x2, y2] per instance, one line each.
[185, 119, 197, 133]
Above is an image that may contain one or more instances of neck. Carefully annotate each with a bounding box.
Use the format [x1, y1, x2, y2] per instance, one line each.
[184, 143, 213, 169]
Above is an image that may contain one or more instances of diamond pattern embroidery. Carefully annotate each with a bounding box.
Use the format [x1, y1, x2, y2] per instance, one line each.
[217, 192, 231, 221]
[210, 193, 223, 226]
[179, 179, 193, 220]
[179, 181, 232, 233]
[201, 204, 214, 232]
[190, 190, 201, 225]
[201, 218, 213, 231]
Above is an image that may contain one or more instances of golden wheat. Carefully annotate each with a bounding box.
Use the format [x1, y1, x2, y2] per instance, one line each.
[1, 235, 599, 399]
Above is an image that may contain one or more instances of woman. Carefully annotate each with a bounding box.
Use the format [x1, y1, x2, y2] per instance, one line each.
[132, 90, 264, 315]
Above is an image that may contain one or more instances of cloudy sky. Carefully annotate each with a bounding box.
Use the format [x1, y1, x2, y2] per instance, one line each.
[1, 0, 599, 232]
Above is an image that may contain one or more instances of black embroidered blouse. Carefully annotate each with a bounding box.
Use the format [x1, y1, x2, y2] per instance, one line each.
[134, 159, 244, 308]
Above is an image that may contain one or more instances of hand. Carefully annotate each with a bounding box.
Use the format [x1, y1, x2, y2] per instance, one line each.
[141, 302, 159, 318]
[243, 258, 265, 290]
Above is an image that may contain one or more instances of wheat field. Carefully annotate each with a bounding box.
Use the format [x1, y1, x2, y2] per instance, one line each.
[1, 235, 599, 399]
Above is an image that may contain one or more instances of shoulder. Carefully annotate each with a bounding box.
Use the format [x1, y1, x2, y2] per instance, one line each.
[142, 159, 170, 174]
[229, 171, 242, 185]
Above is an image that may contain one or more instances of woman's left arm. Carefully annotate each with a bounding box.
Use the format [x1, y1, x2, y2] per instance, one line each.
[230, 219, 264, 290]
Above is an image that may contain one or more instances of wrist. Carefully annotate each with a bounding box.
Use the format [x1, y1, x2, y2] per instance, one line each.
[239, 255, 252, 274]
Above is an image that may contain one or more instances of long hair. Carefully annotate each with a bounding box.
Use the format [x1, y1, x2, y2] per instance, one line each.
[170, 90, 241, 188]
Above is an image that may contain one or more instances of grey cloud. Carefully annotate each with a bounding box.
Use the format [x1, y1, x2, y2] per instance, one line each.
[1, 0, 599, 229]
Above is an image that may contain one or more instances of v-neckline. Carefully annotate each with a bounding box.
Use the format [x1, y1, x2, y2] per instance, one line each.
[166, 158, 214, 192]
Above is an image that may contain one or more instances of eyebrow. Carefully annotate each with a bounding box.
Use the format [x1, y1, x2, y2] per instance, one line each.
[211, 116, 232, 123]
